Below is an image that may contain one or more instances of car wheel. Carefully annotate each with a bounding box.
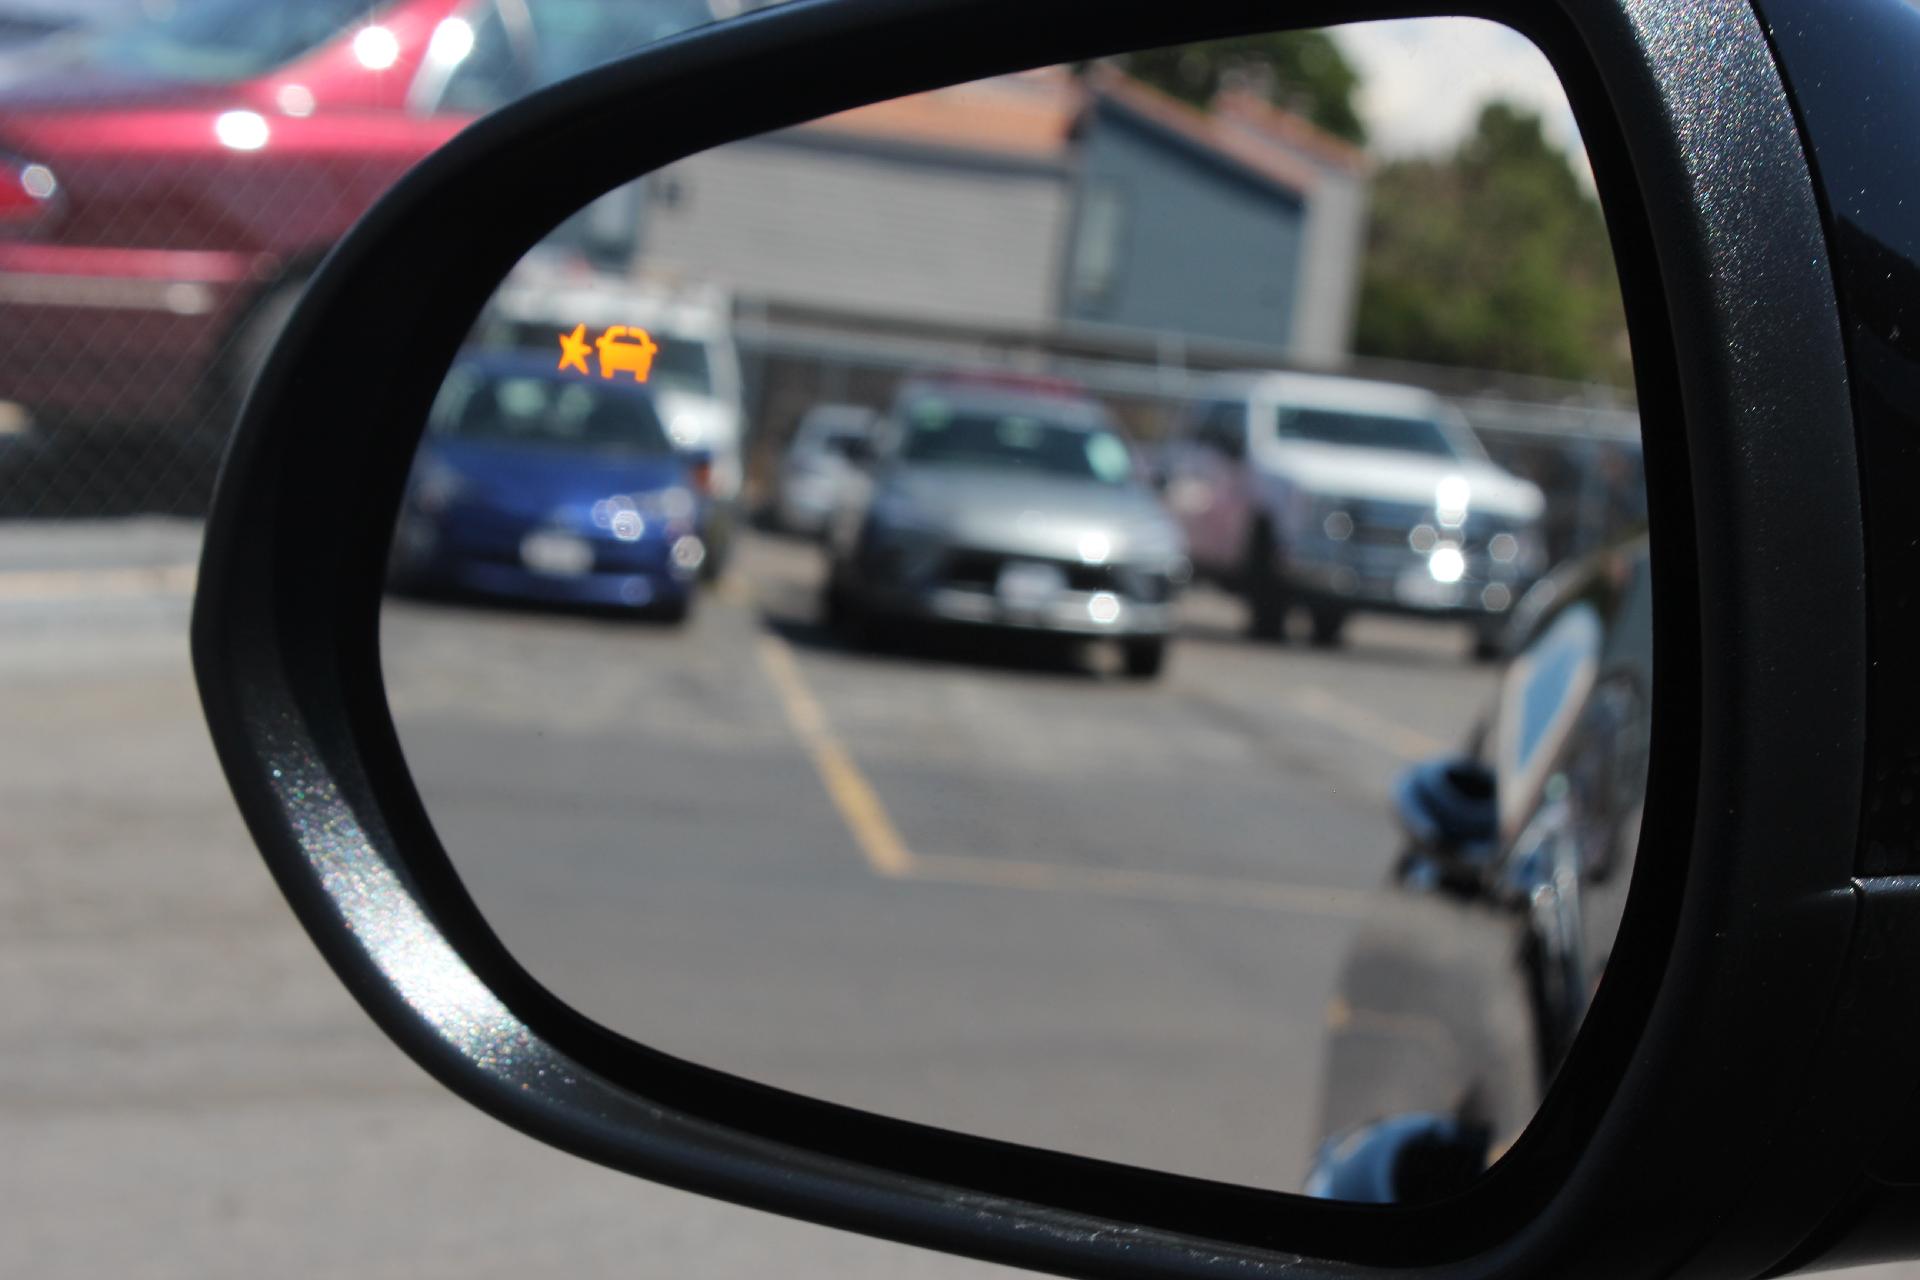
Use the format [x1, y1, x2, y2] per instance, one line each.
[653, 596, 692, 625]
[1471, 625, 1505, 663]
[699, 509, 734, 582]
[1121, 637, 1167, 680]
[1308, 606, 1347, 649]
[822, 571, 868, 647]
[1243, 523, 1288, 641]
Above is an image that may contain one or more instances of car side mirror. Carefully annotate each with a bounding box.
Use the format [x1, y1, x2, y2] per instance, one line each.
[189, 1, 1920, 1277]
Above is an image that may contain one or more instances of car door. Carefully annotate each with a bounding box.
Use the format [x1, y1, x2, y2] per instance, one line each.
[1163, 398, 1250, 574]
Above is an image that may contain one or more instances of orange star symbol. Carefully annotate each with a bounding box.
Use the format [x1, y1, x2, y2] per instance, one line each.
[556, 322, 592, 375]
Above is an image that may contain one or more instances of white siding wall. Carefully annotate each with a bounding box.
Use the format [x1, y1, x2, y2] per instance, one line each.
[639, 138, 1069, 332]
[1290, 164, 1369, 364]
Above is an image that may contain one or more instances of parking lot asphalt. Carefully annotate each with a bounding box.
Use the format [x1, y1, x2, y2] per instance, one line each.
[11, 519, 1913, 1278]
[383, 532, 1494, 1193]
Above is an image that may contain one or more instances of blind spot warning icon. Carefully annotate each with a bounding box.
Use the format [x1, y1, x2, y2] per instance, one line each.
[556, 323, 591, 375]
[595, 325, 658, 382]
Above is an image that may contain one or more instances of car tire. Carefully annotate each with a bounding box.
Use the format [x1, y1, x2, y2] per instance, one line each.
[654, 596, 692, 626]
[1308, 606, 1347, 649]
[1121, 637, 1167, 680]
[1243, 523, 1288, 641]
[699, 508, 735, 582]
[822, 571, 868, 647]
[1471, 624, 1505, 663]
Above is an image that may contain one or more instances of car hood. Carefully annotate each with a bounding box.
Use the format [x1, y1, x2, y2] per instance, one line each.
[425, 441, 690, 523]
[881, 466, 1185, 562]
[1263, 442, 1544, 520]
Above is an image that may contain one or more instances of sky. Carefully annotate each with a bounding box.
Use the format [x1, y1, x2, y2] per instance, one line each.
[1331, 17, 1587, 164]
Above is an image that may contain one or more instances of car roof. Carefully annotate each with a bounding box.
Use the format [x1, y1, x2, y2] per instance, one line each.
[489, 259, 732, 341]
[1202, 370, 1448, 419]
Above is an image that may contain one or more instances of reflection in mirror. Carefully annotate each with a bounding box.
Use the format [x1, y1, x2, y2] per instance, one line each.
[380, 18, 1649, 1202]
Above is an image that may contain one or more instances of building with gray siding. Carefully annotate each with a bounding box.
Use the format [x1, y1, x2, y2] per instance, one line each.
[633, 66, 1369, 362]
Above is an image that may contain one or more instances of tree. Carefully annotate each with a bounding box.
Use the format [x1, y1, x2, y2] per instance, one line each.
[1116, 31, 1367, 146]
[1354, 103, 1631, 386]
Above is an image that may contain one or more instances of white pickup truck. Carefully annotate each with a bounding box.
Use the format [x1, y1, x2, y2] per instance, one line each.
[1160, 371, 1547, 657]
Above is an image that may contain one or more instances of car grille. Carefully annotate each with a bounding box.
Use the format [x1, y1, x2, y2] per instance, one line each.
[938, 549, 1170, 602]
[1334, 499, 1506, 555]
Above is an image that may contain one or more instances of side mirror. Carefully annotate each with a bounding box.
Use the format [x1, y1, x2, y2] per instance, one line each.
[189, 1, 1919, 1276]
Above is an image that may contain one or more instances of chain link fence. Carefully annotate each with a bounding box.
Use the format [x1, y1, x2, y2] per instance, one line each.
[732, 309, 1643, 568]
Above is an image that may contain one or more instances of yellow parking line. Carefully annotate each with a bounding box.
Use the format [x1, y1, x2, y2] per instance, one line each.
[755, 633, 916, 877]
[1323, 1000, 1461, 1056]
[0, 563, 196, 602]
[909, 851, 1373, 918]
[1286, 685, 1446, 761]
[757, 628, 1381, 918]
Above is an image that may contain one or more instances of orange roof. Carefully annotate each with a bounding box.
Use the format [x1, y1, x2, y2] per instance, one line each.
[1211, 87, 1372, 176]
[798, 64, 1369, 191]
[1083, 66, 1321, 195]
[802, 66, 1080, 160]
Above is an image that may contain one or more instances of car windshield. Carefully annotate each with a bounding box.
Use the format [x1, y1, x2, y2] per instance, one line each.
[1274, 406, 1463, 458]
[429, 368, 672, 454]
[645, 339, 713, 398]
[819, 429, 868, 455]
[897, 401, 1134, 484]
[71, 0, 386, 84]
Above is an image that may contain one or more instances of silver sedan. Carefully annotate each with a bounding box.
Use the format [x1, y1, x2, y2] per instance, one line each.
[823, 382, 1190, 678]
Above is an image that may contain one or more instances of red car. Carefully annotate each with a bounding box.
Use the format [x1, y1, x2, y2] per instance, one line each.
[0, 0, 715, 489]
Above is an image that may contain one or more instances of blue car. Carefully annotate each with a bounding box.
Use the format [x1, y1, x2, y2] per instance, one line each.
[390, 353, 709, 621]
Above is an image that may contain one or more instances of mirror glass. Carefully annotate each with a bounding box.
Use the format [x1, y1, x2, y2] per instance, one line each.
[380, 17, 1650, 1203]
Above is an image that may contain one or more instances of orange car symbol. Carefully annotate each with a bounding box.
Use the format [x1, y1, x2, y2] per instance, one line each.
[594, 325, 658, 382]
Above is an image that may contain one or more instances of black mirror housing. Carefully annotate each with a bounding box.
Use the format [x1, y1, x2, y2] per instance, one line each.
[188, 0, 1920, 1276]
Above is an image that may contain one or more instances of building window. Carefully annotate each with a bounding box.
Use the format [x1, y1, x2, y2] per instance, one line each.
[1070, 181, 1128, 307]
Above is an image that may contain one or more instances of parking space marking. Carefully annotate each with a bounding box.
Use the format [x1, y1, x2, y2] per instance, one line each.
[0, 563, 196, 602]
[909, 851, 1373, 918]
[755, 628, 1378, 918]
[1285, 685, 1447, 762]
[756, 633, 916, 877]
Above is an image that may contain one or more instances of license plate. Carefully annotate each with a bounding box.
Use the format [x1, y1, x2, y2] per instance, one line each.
[520, 531, 594, 577]
[1394, 566, 1464, 608]
[995, 560, 1067, 610]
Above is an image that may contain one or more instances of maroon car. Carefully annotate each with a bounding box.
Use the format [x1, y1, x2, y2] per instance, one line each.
[0, 0, 715, 504]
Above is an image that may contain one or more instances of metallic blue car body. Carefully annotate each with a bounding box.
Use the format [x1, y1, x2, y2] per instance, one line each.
[390, 354, 705, 616]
